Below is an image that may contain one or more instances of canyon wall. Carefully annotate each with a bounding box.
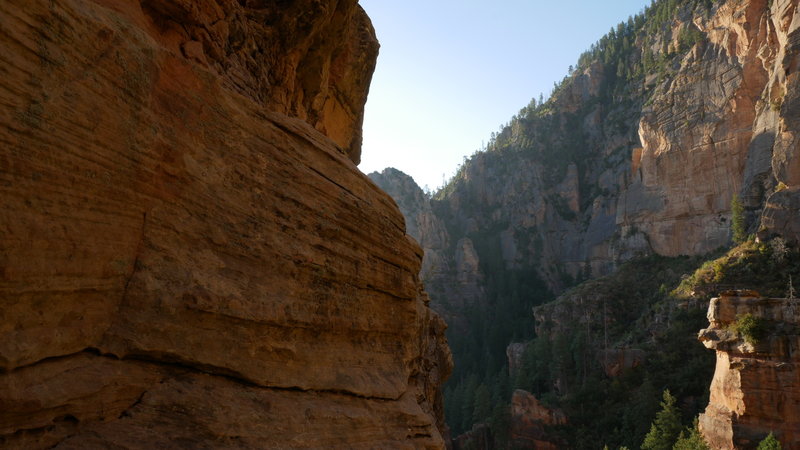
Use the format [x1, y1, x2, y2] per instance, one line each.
[698, 293, 800, 449]
[379, 0, 800, 297]
[0, 0, 451, 447]
[369, 0, 800, 443]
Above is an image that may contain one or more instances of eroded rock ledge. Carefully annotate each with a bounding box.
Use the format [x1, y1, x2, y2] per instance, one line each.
[0, 0, 451, 447]
[698, 292, 800, 449]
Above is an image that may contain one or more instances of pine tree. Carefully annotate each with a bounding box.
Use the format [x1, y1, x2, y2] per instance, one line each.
[460, 375, 478, 432]
[757, 432, 782, 450]
[489, 402, 511, 447]
[642, 390, 682, 450]
[446, 384, 463, 434]
[673, 418, 710, 450]
[472, 383, 492, 424]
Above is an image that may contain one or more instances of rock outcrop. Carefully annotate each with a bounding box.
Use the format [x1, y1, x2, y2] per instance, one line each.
[698, 292, 800, 449]
[509, 390, 567, 449]
[0, 0, 451, 447]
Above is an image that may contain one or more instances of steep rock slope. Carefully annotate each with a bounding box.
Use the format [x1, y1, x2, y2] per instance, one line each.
[0, 0, 451, 447]
[699, 293, 800, 449]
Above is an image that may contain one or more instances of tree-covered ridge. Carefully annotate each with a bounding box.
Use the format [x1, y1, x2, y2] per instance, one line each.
[575, 0, 711, 78]
[513, 253, 717, 449]
[434, 0, 715, 200]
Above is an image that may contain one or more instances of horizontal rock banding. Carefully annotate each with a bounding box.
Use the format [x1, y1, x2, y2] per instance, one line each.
[0, 0, 451, 447]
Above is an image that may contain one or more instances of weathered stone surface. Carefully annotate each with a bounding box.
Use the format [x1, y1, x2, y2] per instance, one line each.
[136, 0, 378, 164]
[622, 0, 774, 256]
[0, 353, 165, 448]
[1, 352, 446, 449]
[0, 0, 450, 447]
[698, 293, 800, 449]
[769, 0, 800, 188]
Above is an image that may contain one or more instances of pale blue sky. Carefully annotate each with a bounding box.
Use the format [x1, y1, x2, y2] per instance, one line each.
[358, 0, 652, 191]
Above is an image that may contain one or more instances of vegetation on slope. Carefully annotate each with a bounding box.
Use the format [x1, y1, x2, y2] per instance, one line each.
[487, 238, 800, 448]
[674, 238, 800, 299]
[511, 254, 716, 449]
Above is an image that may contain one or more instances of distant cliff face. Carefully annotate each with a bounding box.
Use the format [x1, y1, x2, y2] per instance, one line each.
[698, 293, 800, 448]
[408, 0, 800, 295]
[508, 389, 567, 449]
[628, 0, 798, 256]
[0, 0, 451, 447]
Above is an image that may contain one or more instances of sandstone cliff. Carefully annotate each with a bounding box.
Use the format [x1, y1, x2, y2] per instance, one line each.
[0, 0, 451, 447]
[698, 292, 800, 449]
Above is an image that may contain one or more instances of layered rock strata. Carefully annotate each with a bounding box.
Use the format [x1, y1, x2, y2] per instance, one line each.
[0, 0, 451, 447]
[698, 292, 800, 449]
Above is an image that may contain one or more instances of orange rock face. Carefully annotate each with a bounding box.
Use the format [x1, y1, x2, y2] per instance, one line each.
[0, 0, 451, 447]
[698, 294, 800, 449]
[622, 0, 774, 256]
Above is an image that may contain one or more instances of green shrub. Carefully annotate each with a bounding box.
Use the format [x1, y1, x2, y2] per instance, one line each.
[673, 418, 710, 450]
[731, 195, 746, 245]
[642, 390, 682, 450]
[758, 432, 782, 450]
[730, 313, 768, 345]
